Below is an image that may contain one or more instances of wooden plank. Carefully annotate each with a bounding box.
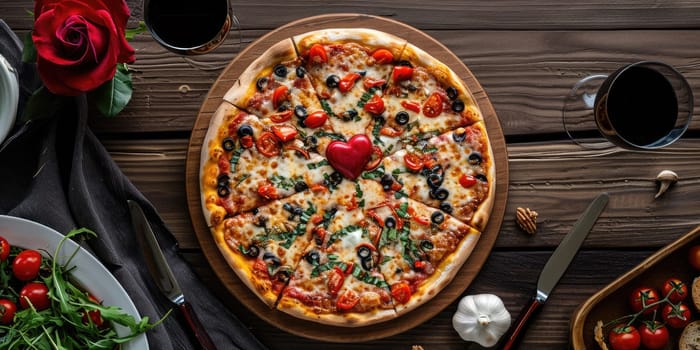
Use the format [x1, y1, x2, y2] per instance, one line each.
[105, 137, 700, 252]
[62, 29, 700, 136]
[4, 1, 700, 31]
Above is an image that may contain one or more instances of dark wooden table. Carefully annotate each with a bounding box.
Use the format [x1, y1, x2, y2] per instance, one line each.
[4, 1, 700, 349]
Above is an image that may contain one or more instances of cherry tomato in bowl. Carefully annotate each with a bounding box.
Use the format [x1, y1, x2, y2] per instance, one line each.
[12, 249, 42, 281]
[661, 277, 688, 303]
[19, 282, 50, 311]
[638, 321, 669, 350]
[628, 286, 660, 315]
[608, 324, 641, 350]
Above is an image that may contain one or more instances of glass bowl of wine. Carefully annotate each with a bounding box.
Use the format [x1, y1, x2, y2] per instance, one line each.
[563, 61, 693, 150]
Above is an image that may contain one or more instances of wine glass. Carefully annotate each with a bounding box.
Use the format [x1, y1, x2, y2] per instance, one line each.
[562, 61, 693, 150]
[143, 0, 239, 55]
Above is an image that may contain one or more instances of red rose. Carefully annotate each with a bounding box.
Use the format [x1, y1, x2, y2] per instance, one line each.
[32, 0, 136, 96]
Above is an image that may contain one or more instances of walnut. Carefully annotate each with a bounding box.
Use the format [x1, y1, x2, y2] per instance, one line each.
[515, 207, 538, 235]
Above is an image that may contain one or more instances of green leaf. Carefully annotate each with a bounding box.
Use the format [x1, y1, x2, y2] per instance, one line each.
[92, 64, 133, 117]
[21, 31, 37, 63]
[125, 21, 147, 41]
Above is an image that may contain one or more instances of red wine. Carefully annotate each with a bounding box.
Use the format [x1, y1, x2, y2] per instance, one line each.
[146, 0, 229, 49]
[597, 66, 678, 147]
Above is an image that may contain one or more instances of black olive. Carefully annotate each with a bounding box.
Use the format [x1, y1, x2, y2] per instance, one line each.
[430, 188, 449, 201]
[252, 207, 259, 215]
[395, 111, 410, 125]
[420, 240, 434, 251]
[380, 174, 394, 188]
[293, 207, 304, 217]
[427, 173, 443, 189]
[217, 186, 230, 197]
[357, 70, 367, 76]
[246, 245, 260, 258]
[468, 152, 482, 165]
[237, 124, 254, 138]
[431, 211, 445, 225]
[294, 181, 308, 193]
[446, 86, 458, 100]
[342, 109, 358, 121]
[397, 60, 413, 67]
[256, 77, 268, 91]
[275, 267, 292, 282]
[451, 100, 465, 113]
[430, 164, 443, 175]
[361, 257, 374, 271]
[296, 66, 306, 78]
[452, 129, 467, 142]
[357, 246, 372, 259]
[294, 105, 308, 118]
[221, 137, 235, 151]
[385, 217, 396, 229]
[439, 202, 453, 214]
[263, 252, 281, 266]
[305, 135, 318, 146]
[282, 202, 293, 213]
[216, 174, 230, 188]
[476, 174, 488, 183]
[326, 75, 340, 88]
[252, 215, 267, 227]
[305, 251, 320, 265]
[330, 172, 343, 185]
[273, 64, 287, 77]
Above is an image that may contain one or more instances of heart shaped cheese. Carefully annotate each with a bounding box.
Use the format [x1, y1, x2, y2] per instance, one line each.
[325, 134, 372, 180]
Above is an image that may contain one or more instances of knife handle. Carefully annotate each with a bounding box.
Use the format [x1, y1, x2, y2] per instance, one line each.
[500, 297, 544, 350]
[179, 301, 218, 350]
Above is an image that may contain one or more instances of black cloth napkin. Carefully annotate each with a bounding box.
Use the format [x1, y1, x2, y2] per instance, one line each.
[0, 20, 267, 350]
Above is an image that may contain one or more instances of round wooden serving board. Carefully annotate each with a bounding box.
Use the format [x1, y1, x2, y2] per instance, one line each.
[185, 13, 509, 342]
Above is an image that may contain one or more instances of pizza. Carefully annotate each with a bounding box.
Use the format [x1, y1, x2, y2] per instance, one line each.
[199, 28, 496, 326]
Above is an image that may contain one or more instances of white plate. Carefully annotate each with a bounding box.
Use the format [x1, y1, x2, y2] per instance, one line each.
[0, 53, 18, 145]
[0, 215, 149, 349]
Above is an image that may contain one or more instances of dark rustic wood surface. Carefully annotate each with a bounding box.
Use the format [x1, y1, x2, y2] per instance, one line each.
[4, 1, 700, 349]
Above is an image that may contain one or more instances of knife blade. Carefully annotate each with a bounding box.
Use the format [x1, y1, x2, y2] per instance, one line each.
[127, 200, 218, 350]
[500, 192, 609, 350]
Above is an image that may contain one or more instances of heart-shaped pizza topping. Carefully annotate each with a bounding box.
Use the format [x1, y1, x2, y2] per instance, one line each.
[325, 134, 373, 180]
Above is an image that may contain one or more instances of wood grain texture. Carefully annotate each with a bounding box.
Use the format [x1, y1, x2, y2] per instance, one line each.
[182, 14, 508, 342]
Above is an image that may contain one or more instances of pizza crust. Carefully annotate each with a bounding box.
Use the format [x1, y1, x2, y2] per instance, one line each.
[293, 28, 407, 57]
[276, 297, 397, 327]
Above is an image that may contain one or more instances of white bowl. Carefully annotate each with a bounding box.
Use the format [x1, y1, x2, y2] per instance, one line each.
[0, 215, 149, 349]
[0, 53, 18, 144]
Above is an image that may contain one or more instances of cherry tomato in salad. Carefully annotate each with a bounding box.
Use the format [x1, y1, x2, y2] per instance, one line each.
[661, 302, 692, 329]
[81, 295, 105, 328]
[638, 321, 669, 350]
[688, 244, 700, 270]
[0, 299, 16, 324]
[0, 236, 9, 262]
[19, 282, 50, 311]
[628, 286, 660, 315]
[303, 111, 328, 129]
[12, 249, 43, 281]
[661, 278, 688, 303]
[608, 324, 641, 350]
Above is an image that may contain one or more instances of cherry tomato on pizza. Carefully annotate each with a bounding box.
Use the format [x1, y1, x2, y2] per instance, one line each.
[392, 66, 413, 82]
[390, 281, 412, 304]
[303, 111, 328, 129]
[271, 125, 298, 143]
[257, 184, 279, 200]
[269, 109, 293, 123]
[256, 132, 281, 157]
[403, 153, 424, 172]
[336, 290, 360, 311]
[423, 92, 444, 118]
[327, 266, 345, 296]
[459, 174, 477, 188]
[272, 85, 289, 110]
[661, 302, 691, 328]
[661, 278, 688, 303]
[628, 286, 660, 315]
[307, 44, 327, 64]
[338, 73, 361, 93]
[608, 324, 640, 350]
[363, 95, 385, 115]
[371, 49, 394, 64]
[638, 321, 669, 350]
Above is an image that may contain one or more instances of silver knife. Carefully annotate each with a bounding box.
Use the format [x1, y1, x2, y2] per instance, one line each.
[127, 200, 218, 350]
[500, 192, 609, 350]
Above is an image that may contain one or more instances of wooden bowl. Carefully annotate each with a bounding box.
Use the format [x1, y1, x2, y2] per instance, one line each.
[570, 224, 700, 349]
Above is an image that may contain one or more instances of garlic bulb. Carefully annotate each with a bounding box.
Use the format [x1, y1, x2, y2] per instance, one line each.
[452, 294, 511, 347]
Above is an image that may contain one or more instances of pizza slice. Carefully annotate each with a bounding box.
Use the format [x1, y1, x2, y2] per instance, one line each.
[368, 197, 481, 314]
[293, 28, 406, 137]
[211, 189, 328, 307]
[200, 102, 339, 226]
[361, 122, 495, 231]
[368, 42, 484, 154]
[276, 179, 396, 325]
